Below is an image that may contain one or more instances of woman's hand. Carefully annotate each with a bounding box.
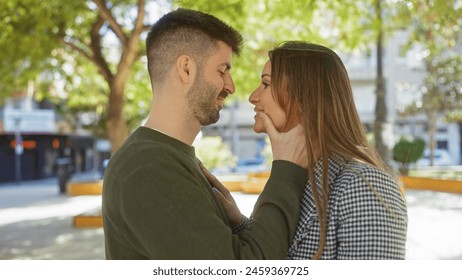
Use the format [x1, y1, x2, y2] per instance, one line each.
[199, 163, 243, 227]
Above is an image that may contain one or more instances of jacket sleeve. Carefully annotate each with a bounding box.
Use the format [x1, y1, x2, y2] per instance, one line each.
[120, 160, 306, 259]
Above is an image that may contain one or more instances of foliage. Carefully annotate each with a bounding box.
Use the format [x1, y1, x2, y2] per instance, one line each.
[418, 55, 462, 113]
[392, 136, 425, 175]
[396, 0, 462, 113]
[445, 111, 462, 123]
[0, 0, 86, 98]
[194, 136, 237, 170]
[1, 0, 460, 158]
[174, 0, 377, 100]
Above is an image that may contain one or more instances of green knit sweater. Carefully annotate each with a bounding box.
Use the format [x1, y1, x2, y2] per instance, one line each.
[102, 127, 307, 259]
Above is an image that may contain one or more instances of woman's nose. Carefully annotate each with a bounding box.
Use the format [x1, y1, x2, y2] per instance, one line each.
[249, 88, 259, 104]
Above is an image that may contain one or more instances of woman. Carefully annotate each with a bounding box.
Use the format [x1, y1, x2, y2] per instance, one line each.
[246, 41, 408, 259]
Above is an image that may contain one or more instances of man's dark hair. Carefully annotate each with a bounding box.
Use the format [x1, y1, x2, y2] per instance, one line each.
[146, 8, 243, 85]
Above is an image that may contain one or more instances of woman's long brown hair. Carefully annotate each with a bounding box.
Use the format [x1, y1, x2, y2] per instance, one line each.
[269, 41, 388, 259]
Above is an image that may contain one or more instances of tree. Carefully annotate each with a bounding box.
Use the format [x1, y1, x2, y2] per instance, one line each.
[373, 0, 390, 164]
[0, 0, 154, 153]
[392, 136, 425, 175]
[62, 0, 151, 153]
[396, 0, 462, 165]
[416, 55, 462, 165]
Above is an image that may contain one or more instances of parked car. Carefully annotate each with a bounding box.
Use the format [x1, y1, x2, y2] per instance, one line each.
[234, 157, 268, 174]
[416, 149, 455, 166]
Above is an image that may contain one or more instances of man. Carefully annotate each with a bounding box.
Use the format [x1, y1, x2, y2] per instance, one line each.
[102, 8, 307, 259]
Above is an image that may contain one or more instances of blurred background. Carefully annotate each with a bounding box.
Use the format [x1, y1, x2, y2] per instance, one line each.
[0, 0, 461, 260]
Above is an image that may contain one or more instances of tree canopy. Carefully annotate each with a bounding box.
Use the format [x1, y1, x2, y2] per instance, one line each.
[1, 0, 461, 158]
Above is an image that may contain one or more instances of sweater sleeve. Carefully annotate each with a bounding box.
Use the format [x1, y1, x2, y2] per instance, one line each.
[236, 160, 307, 259]
[120, 160, 306, 260]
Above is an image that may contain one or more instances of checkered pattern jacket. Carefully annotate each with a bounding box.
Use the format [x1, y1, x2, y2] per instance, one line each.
[287, 154, 408, 259]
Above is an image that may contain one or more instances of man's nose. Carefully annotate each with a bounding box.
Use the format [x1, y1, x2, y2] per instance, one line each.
[224, 74, 235, 94]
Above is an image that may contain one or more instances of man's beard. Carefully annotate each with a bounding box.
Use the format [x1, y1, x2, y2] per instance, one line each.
[187, 73, 227, 126]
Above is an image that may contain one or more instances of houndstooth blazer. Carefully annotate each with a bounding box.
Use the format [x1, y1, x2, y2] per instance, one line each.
[287, 154, 408, 259]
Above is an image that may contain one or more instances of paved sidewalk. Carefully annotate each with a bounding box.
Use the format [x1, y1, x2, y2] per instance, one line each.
[0, 178, 104, 260]
[1, 178, 462, 260]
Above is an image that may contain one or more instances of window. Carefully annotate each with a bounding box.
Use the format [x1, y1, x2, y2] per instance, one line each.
[437, 141, 448, 150]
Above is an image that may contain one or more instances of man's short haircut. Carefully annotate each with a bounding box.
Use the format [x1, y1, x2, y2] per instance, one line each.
[146, 8, 243, 85]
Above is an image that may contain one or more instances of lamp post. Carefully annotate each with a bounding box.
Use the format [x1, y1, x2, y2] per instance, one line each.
[14, 115, 23, 185]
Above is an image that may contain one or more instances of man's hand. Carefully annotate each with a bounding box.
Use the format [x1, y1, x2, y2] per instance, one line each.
[258, 112, 308, 169]
[199, 163, 243, 227]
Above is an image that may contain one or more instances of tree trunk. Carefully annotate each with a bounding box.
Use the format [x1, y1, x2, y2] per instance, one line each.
[107, 82, 128, 155]
[373, 0, 390, 164]
[106, 42, 141, 154]
[103, 0, 145, 155]
[427, 110, 437, 166]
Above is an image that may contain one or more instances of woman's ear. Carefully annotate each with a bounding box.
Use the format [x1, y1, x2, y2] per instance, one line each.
[176, 55, 196, 84]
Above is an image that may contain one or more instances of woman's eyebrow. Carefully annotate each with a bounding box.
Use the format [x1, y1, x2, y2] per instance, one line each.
[261, 74, 271, 78]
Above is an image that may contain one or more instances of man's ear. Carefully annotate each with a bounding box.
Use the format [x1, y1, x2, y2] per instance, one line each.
[176, 55, 196, 84]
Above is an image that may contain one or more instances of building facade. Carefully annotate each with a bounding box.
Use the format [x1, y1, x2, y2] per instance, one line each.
[0, 97, 99, 183]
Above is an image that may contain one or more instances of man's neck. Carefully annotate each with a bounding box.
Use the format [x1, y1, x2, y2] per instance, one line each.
[144, 101, 200, 146]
